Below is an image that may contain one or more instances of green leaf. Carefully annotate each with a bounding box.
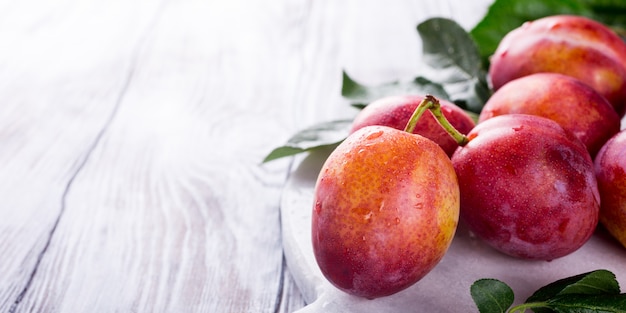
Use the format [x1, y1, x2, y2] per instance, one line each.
[546, 293, 626, 313]
[262, 119, 351, 163]
[469, 0, 594, 67]
[527, 270, 621, 305]
[341, 18, 490, 113]
[341, 70, 449, 109]
[471, 278, 515, 313]
[417, 18, 491, 113]
[559, 271, 621, 296]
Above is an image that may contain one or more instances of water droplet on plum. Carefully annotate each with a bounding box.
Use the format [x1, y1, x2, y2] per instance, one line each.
[314, 201, 322, 213]
[548, 22, 561, 30]
[366, 130, 384, 140]
[364, 211, 373, 221]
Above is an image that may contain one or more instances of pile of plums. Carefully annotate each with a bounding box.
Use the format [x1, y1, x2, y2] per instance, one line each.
[311, 15, 626, 299]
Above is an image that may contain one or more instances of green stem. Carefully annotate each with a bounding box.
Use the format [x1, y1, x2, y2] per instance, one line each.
[508, 301, 549, 313]
[403, 95, 469, 146]
[404, 97, 432, 133]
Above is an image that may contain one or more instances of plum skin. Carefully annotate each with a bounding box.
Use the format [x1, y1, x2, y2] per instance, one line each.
[594, 130, 626, 248]
[451, 114, 600, 260]
[312, 125, 459, 299]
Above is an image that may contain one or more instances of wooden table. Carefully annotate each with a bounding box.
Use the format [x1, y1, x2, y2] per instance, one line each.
[0, 0, 518, 311]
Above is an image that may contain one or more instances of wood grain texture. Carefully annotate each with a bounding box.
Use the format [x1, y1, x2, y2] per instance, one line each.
[0, 0, 491, 312]
[0, 0, 165, 310]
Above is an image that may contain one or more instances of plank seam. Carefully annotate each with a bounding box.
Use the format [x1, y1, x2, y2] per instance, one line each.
[6, 1, 169, 308]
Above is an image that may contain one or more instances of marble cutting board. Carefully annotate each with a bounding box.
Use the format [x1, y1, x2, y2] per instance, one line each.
[280, 147, 626, 312]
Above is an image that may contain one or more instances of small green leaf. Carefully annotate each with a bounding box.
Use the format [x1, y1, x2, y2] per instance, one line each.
[471, 278, 515, 313]
[417, 18, 491, 113]
[341, 70, 449, 109]
[527, 270, 621, 305]
[559, 270, 621, 296]
[341, 18, 490, 113]
[546, 293, 626, 313]
[262, 119, 351, 163]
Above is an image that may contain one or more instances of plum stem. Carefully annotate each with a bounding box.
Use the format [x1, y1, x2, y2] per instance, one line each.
[403, 97, 431, 133]
[404, 95, 469, 146]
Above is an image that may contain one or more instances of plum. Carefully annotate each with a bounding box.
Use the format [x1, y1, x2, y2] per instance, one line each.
[451, 114, 600, 260]
[594, 130, 626, 249]
[312, 123, 459, 299]
[479, 73, 620, 157]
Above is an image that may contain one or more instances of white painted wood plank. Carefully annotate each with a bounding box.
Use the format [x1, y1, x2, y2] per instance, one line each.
[0, 0, 165, 310]
[10, 0, 307, 311]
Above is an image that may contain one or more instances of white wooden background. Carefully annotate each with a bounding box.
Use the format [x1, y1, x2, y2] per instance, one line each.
[0, 0, 492, 312]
